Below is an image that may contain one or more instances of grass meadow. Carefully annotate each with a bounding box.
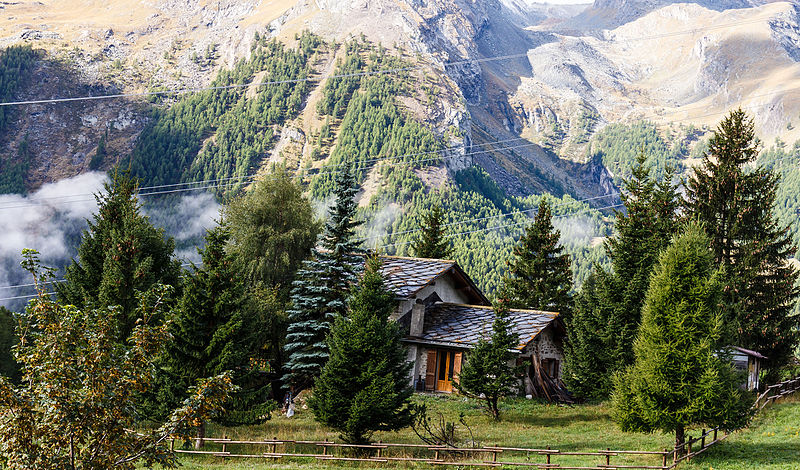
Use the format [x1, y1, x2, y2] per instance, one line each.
[166, 394, 800, 470]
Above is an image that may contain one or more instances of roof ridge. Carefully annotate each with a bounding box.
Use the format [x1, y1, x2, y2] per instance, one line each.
[378, 254, 457, 263]
[434, 302, 560, 316]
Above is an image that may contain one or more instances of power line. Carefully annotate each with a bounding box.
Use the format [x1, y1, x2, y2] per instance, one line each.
[0, 52, 532, 108]
[0, 195, 621, 297]
[0, 14, 783, 108]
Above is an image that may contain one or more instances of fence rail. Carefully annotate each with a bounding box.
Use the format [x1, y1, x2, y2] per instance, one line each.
[173, 375, 800, 469]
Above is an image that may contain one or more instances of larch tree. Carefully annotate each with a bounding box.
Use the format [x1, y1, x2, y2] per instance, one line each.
[565, 152, 678, 400]
[684, 109, 799, 380]
[454, 300, 520, 420]
[500, 199, 572, 316]
[58, 171, 181, 341]
[283, 165, 363, 389]
[612, 223, 751, 449]
[309, 255, 413, 444]
[412, 204, 453, 260]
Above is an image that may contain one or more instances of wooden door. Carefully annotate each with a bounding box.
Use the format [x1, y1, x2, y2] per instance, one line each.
[436, 350, 459, 392]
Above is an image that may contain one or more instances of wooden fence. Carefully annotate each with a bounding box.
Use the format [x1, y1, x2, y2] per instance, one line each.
[173, 375, 800, 469]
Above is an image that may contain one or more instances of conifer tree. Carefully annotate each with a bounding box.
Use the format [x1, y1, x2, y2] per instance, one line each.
[684, 109, 800, 378]
[454, 300, 520, 420]
[500, 199, 572, 316]
[412, 204, 453, 259]
[158, 225, 274, 430]
[284, 165, 363, 388]
[612, 223, 751, 448]
[309, 255, 413, 444]
[59, 171, 181, 341]
[565, 153, 678, 400]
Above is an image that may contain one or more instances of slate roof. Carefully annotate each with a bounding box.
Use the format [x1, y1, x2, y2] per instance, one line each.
[410, 302, 559, 350]
[377, 256, 489, 304]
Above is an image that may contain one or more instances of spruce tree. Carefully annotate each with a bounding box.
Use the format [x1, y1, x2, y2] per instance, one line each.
[612, 223, 751, 448]
[59, 171, 181, 340]
[412, 204, 453, 259]
[684, 109, 800, 378]
[565, 153, 678, 400]
[309, 255, 412, 444]
[500, 199, 572, 316]
[284, 165, 363, 388]
[454, 300, 520, 420]
[158, 225, 274, 428]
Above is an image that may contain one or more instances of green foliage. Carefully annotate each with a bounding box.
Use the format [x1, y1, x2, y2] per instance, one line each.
[412, 204, 453, 259]
[611, 223, 752, 446]
[500, 199, 573, 316]
[58, 172, 182, 341]
[89, 129, 107, 171]
[455, 301, 520, 421]
[284, 166, 363, 388]
[0, 135, 32, 194]
[684, 109, 800, 378]
[309, 255, 413, 444]
[0, 45, 36, 132]
[129, 32, 322, 192]
[591, 121, 687, 185]
[0, 307, 19, 383]
[158, 225, 275, 426]
[0, 251, 236, 470]
[565, 152, 679, 401]
[225, 165, 321, 294]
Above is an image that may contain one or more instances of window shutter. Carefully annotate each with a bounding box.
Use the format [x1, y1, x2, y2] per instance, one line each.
[425, 349, 437, 391]
[452, 352, 463, 385]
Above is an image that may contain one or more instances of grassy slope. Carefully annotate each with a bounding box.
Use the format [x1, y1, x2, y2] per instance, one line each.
[166, 395, 800, 469]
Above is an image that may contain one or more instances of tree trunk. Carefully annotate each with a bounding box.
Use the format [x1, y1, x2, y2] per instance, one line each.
[675, 425, 685, 455]
[489, 397, 500, 421]
[195, 420, 206, 450]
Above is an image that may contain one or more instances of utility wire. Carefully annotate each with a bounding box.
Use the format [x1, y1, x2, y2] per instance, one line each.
[0, 15, 785, 108]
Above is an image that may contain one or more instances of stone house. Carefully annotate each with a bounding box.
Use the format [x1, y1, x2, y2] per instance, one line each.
[377, 256, 567, 398]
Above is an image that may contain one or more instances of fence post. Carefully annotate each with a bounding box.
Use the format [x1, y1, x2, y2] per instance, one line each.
[662, 448, 668, 468]
[271, 436, 277, 454]
[170, 438, 175, 452]
[323, 439, 328, 456]
[713, 428, 717, 442]
[701, 429, 705, 449]
[378, 440, 382, 458]
[546, 446, 551, 465]
[605, 447, 611, 466]
[687, 436, 692, 462]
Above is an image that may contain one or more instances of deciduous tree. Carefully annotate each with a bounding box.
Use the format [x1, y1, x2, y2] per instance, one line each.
[0, 250, 235, 470]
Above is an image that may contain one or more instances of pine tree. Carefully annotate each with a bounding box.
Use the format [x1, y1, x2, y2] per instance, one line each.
[564, 153, 678, 400]
[284, 165, 363, 388]
[454, 300, 520, 420]
[158, 225, 274, 429]
[684, 109, 800, 379]
[412, 204, 453, 259]
[309, 255, 413, 444]
[58, 171, 181, 341]
[500, 199, 572, 316]
[612, 223, 751, 448]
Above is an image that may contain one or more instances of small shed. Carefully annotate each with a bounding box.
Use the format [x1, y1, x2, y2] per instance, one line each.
[729, 346, 767, 391]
